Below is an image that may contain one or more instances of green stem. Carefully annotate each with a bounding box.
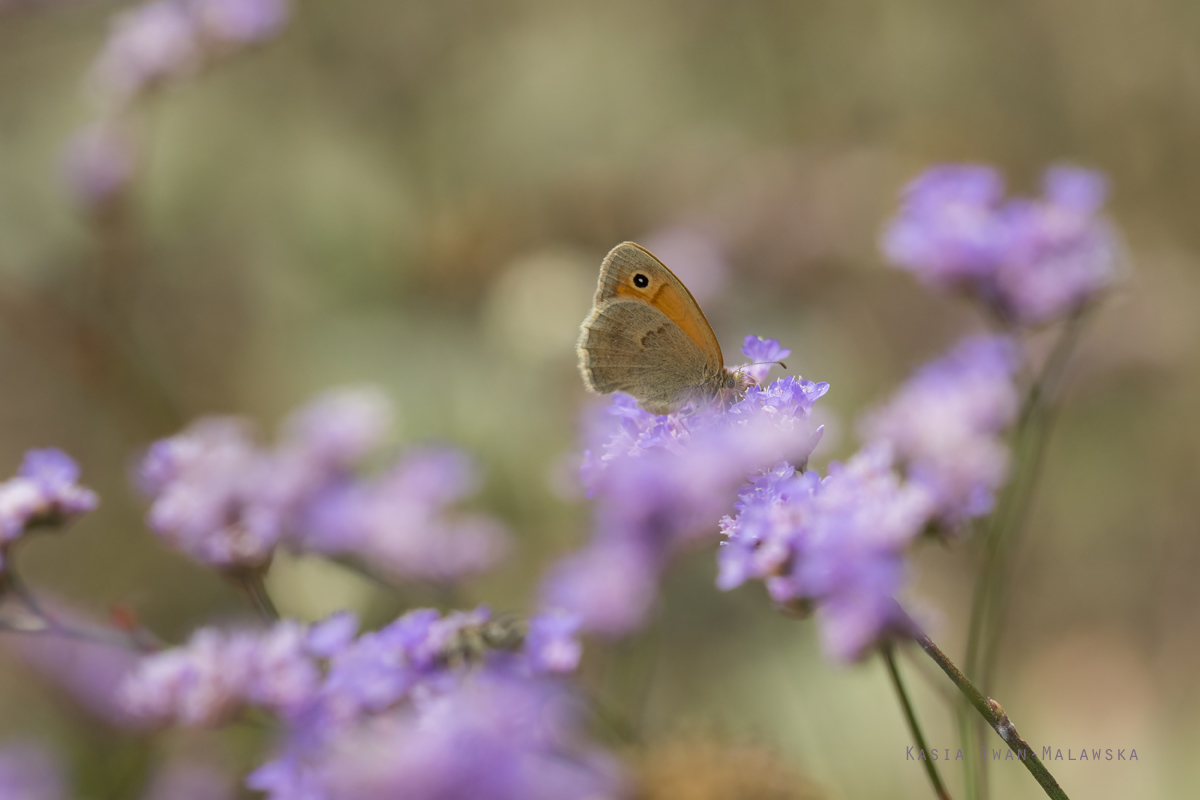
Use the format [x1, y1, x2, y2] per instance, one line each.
[883, 643, 953, 800]
[897, 604, 1071, 800]
[238, 572, 280, 622]
[960, 313, 1087, 798]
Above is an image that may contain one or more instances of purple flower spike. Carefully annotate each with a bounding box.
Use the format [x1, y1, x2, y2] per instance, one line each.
[89, 0, 201, 102]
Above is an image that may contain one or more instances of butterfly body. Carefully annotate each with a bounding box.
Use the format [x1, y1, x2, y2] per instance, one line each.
[577, 242, 753, 415]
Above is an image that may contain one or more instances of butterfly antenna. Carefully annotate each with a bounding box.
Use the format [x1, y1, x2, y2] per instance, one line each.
[746, 360, 788, 370]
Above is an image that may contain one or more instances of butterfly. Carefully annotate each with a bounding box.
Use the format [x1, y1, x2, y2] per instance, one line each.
[576, 241, 758, 415]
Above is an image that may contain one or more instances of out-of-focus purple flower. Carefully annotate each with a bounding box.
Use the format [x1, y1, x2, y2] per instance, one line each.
[860, 335, 1021, 524]
[0, 449, 98, 568]
[122, 622, 320, 727]
[139, 387, 508, 583]
[294, 448, 509, 583]
[882, 165, 1006, 289]
[547, 342, 828, 637]
[63, 121, 137, 208]
[189, 0, 289, 46]
[0, 743, 66, 800]
[294, 673, 625, 800]
[882, 164, 1118, 325]
[718, 445, 934, 662]
[89, 0, 201, 102]
[523, 612, 582, 674]
[139, 419, 281, 570]
[141, 759, 235, 800]
[279, 386, 393, 472]
[992, 167, 1118, 325]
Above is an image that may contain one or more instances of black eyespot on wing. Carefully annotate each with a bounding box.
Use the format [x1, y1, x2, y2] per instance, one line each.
[633, 273, 649, 288]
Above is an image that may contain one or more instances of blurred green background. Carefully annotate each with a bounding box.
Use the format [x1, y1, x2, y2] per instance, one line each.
[1, 1, 1198, 798]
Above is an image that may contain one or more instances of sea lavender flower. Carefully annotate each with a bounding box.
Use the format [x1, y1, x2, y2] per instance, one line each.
[122, 622, 321, 727]
[189, 0, 289, 47]
[547, 338, 827, 636]
[882, 163, 1118, 325]
[0, 449, 98, 569]
[286, 672, 625, 800]
[860, 334, 1021, 525]
[0, 743, 66, 800]
[718, 445, 934, 662]
[992, 166, 1118, 325]
[293, 447, 509, 583]
[89, 0, 202, 103]
[139, 419, 281, 570]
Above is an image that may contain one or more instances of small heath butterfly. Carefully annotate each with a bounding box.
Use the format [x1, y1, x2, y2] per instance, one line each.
[577, 242, 756, 415]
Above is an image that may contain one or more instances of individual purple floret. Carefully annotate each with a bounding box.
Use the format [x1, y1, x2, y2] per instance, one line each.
[882, 163, 1118, 325]
[718, 445, 934, 662]
[738, 335, 792, 384]
[523, 612, 583, 674]
[860, 335, 1021, 525]
[548, 339, 828, 636]
[0, 743, 66, 800]
[0, 449, 98, 568]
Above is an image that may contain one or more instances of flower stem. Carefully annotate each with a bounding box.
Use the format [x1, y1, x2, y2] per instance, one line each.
[961, 312, 1087, 798]
[896, 604, 1070, 800]
[238, 572, 279, 622]
[882, 643, 953, 800]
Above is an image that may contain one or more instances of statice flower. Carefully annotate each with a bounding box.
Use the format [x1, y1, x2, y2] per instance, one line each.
[0, 743, 66, 800]
[294, 448, 508, 583]
[138, 386, 508, 581]
[547, 338, 828, 637]
[882, 163, 1118, 325]
[139, 419, 280, 570]
[0, 449, 98, 569]
[306, 673, 624, 800]
[860, 335, 1021, 525]
[718, 445, 934, 662]
[89, 0, 203, 103]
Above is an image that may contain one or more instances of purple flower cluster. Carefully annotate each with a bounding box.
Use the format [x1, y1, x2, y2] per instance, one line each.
[138, 386, 508, 581]
[67, 0, 289, 208]
[122, 607, 611, 800]
[89, 0, 289, 103]
[0, 449, 98, 570]
[882, 164, 1118, 325]
[860, 335, 1022, 525]
[718, 446, 933, 662]
[545, 338, 828, 637]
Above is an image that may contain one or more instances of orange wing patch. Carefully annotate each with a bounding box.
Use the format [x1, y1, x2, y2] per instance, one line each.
[613, 280, 724, 369]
